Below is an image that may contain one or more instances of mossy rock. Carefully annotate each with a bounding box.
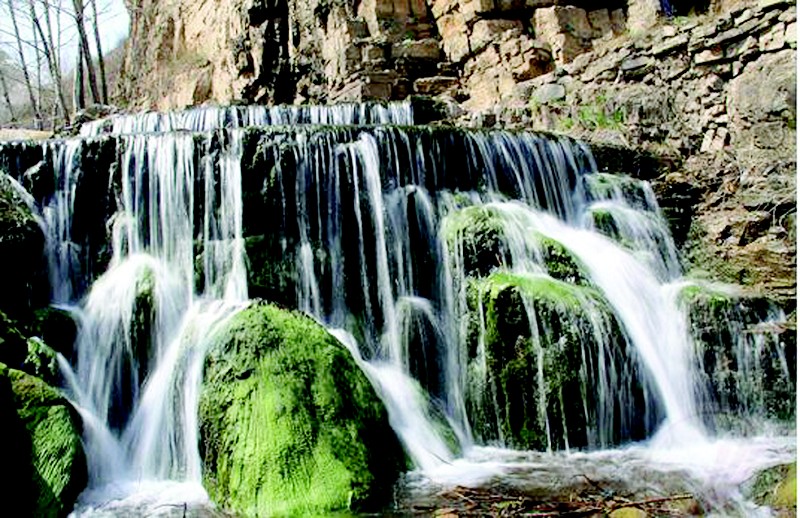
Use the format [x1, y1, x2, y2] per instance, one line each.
[28, 307, 78, 360]
[584, 172, 654, 210]
[0, 363, 87, 517]
[678, 283, 796, 426]
[243, 235, 297, 307]
[0, 172, 48, 319]
[749, 463, 796, 517]
[0, 308, 30, 370]
[465, 271, 643, 451]
[199, 302, 405, 516]
[442, 205, 509, 277]
[442, 206, 588, 284]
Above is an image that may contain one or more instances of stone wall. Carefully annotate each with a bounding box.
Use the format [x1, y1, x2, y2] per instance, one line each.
[513, 0, 797, 155]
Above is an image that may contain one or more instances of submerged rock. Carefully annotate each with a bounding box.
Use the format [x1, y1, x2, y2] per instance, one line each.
[0, 363, 86, 517]
[199, 302, 405, 516]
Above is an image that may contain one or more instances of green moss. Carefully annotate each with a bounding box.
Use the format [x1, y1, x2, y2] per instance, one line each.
[200, 302, 405, 516]
[0, 363, 87, 517]
[535, 235, 589, 286]
[484, 271, 598, 312]
[25, 337, 58, 383]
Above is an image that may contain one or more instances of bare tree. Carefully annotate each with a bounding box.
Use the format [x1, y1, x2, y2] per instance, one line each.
[28, 0, 70, 124]
[6, 0, 42, 128]
[73, 45, 85, 110]
[0, 72, 16, 122]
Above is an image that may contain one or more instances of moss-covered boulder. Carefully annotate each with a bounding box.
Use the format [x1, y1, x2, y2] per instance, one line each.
[584, 172, 654, 210]
[0, 363, 86, 517]
[199, 302, 405, 516]
[679, 284, 796, 426]
[465, 271, 650, 451]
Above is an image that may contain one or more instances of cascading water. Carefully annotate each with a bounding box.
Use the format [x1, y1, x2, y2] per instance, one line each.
[0, 100, 793, 515]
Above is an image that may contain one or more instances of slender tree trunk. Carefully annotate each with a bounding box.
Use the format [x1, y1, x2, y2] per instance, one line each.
[33, 27, 44, 124]
[29, 0, 70, 125]
[7, 0, 42, 128]
[71, 0, 100, 104]
[89, 0, 107, 104]
[73, 49, 85, 111]
[0, 73, 16, 122]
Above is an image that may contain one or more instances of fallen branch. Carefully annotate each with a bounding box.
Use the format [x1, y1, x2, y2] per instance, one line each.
[610, 493, 695, 511]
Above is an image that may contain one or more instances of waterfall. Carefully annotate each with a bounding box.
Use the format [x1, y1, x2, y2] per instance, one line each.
[0, 100, 791, 514]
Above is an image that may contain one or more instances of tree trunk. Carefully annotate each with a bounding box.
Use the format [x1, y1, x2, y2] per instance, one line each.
[73, 49, 85, 111]
[89, 0, 107, 104]
[6, 0, 42, 128]
[0, 73, 16, 123]
[71, 0, 100, 104]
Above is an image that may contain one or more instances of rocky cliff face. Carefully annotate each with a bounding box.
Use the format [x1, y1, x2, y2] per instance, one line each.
[120, 0, 733, 109]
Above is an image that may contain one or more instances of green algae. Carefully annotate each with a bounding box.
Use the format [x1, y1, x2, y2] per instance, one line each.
[199, 302, 404, 516]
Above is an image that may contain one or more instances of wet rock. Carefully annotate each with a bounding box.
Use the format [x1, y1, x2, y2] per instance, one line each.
[678, 284, 796, 426]
[0, 173, 48, 320]
[465, 271, 644, 451]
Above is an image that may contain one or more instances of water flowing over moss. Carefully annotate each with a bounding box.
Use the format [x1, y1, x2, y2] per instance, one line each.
[199, 302, 405, 516]
[0, 363, 86, 517]
[465, 271, 647, 451]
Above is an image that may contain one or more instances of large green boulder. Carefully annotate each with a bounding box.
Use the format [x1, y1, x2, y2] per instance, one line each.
[0, 363, 87, 517]
[199, 302, 405, 516]
[465, 271, 645, 451]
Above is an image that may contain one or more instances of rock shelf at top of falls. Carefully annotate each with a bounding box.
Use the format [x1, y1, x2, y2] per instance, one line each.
[0, 100, 793, 517]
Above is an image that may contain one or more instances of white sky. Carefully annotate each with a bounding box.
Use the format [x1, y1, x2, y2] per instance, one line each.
[0, 0, 131, 74]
